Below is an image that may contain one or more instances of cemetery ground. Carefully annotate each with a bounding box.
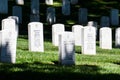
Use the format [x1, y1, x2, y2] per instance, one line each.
[0, 35, 120, 80]
[1, 0, 120, 80]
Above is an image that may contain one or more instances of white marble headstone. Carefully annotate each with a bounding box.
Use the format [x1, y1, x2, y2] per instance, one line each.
[115, 27, 120, 47]
[59, 32, 75, 65]
[16, 0, 24, 5]
[110, 9, 119, 26]
[2, 18, 16, 31]
[45, 0, 53, 5]
[28, 22, 44, 52]
[0, 0, 8, 14]
[87, 21, 98, 38]
[46, 7, 56, 24]
[62, 0, 70, 15]
[99, 27, 112, 49]
[78, 8, 88, 25]
[82, 26, 96, 55]
[0, 30, 17, 63]
[52, 24, 65, 46]
[8, 16, 19, 37]
[72, 25, 83, 46]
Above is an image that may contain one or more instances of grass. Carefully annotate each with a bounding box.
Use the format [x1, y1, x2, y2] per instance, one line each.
[0, 35, 120, 80]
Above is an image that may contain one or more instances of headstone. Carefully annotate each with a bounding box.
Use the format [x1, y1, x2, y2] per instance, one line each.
[82, 26, 96, 55]
[0, 30, 17, 63]
[52, 24, 65, 46]
[46, 7, 56, 24]
[100, 16, 110, 27]
[110, 9, 119, 26]
[45, 0, 53, 5]
[72, 25, 83, 46]
[8, 16, 19, 37]
[87, 21, 98, 27]
[0, 0, 8, 14]
[31, 0, 39, 14]
[87, 21, 98, 39]
[16, 0, 24, 5]
[0, 18, 17, 63]
[71, 0, 78, 4]
[0, 31, 2, 61]
[30, 14, 40, 22]
[28, 22, 44, 52]
[78, 8, 88, 25]
[62, 0, 70, 15]
[8, 16, 19, 24]
[59, 32, 75, 65]
[2, 18, 16, 31]
[99, 27, 112, 49]
[12, 6, 22, 23]
[115, 27, 120, 47]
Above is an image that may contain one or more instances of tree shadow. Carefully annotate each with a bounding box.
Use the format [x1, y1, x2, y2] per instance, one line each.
[113, 61, 120, 65]
[0, 61, 120, 80]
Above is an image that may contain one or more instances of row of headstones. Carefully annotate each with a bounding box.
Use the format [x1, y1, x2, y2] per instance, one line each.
[4, 5, 120, 26]
[27, 22, 120, 65]
[31, 0, 119, 26]
[1, 18, 120, 65]
[0, 0, 119, 26]
[15, 0, 78, 6]
[1, 17, 120, 65]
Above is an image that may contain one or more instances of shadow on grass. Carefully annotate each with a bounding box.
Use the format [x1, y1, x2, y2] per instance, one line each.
[0, 62, 120, 80]
[113, 61, 120, 65]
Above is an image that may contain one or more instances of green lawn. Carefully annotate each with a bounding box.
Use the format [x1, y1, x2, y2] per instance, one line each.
[0, 35, 120, 80]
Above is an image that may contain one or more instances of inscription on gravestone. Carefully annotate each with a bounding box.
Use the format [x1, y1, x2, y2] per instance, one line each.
[1, 30, 17, 63]
[82, 26, 96, 55]
[64, 41, 74, 60]
[115, 28, 120, 47]
[52, 24, 65, 46]
[28, 22, 44, 52]
[34, 30, 41, 47]
[59, 32, 75, 65]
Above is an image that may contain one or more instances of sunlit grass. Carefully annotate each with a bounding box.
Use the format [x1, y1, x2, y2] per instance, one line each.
[66, 20, 76, 25]
[53, 1, 62, 7]
[0, 34, 120, 79]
